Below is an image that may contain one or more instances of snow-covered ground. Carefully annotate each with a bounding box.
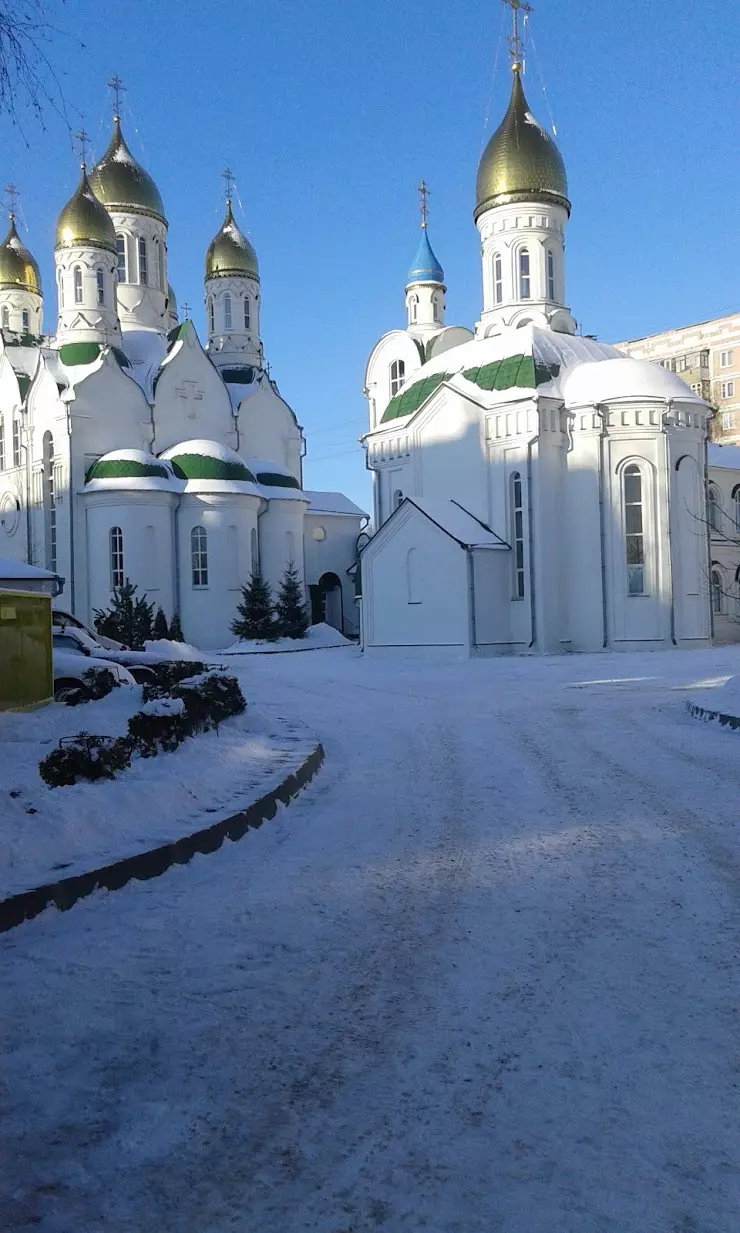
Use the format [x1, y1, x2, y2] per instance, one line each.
[222, 620, 352, 655]
[3, 645, 740, 1230]
[0, 683, 317, 898]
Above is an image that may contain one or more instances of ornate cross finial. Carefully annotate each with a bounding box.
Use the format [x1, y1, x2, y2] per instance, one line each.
[107, 74, 126, 120]
[5, 183, 19, 219]
[222, 166, 235, 204]
[417, 179, 430, 229]
[181, 301, 191, 319]
[74, 129, 90, 169]
[501, 0, 533, 68]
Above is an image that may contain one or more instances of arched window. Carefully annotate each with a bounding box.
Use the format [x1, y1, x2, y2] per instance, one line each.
[432, 295, 440, 323]
[57, 271, 64, 309]
[208, 297, 214, 333]
[191, 526, 208, 587]
[519, 248, 531, 300]
[390, 359, 405, 398]
[138, 237, 148, 285]
[393, 489, 404, 511]
[733, 485, 740, 529]
[250, 527, 259, 576]
[224, 293, 232, 331]
[73, 265, 83, 304]
[21, 309, 29, 333]
[494, 253, 503, 304]
[96, 267, 105, 307]
[409, 295, 418, 323]
[12, 416, 21, 467]
[157, 239, 165, 291]
[711, 568, 723, 615]
[285, 529, 295, 565]
[116, 234, 126, 282]
[547, 250, 555, 301]
[707, 483, 722, 531]
[624, 464, 645, 596]
[0, 306, 8, 330]
[244, 296, 250, 330]
[407, 547, 420, 603]
[511, 471, 525, 599]
[0, 420, 5, 471]
[110, 526, 124, 589]
[42, 431, 56, 571]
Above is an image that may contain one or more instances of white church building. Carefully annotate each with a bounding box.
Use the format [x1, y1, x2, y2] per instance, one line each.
[360, 42, 740, 656]
[0, 111, 365, 649]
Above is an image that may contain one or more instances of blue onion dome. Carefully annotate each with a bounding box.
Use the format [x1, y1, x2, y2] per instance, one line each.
[406, 228, 444, 287]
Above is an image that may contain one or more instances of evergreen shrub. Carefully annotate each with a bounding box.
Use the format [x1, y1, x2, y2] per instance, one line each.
[173, 671, 246, 733]
[275, 562, 309, 639]
[39, 733, 133, 788]
[231, 570, 278, 641]
[94, 579, 155, 648]
[62, 666, 120, 707]
[128, 698, 186, 757]
[142, 660, 207, 702]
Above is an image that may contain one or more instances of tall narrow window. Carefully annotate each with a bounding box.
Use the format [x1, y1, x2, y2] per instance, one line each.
[511, 471, 525, 599]
[494, 253, 503, 304]
[12, 416, 21, 467]
[58, 270, 64, 309]
[0, 306, 8, 330]
[21, 309, 30, 333]
[224, 293, 232, 330]
[432, 295, 440, 323]
[733, 485, 740, 529]
[208, 297, 214, 333]
[157, 239, 165, 290]
[244, 296, 250, 329]
[73, 265, 83, 304]
[624, 464, 645, 596]
[191, 526, 208, 587]
[711, 568, 723, 615]
[547, 250, 555, 301]
[393, 489, 404, 511]
[390, 359, 405, 398]
[409, 295, 418, 323]
[707, 483, 721, 531]
[96, 267, 105, 306]
[110, 526, 124, 589]
[0, 420, 5, 470]
[138, 236, 148, 285]
[42, 431, 56, 572]
[116, 234, 126, 282]
[519, 248, 531, 300]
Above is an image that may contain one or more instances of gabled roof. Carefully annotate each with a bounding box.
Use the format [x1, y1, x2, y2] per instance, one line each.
[363, 497, 508, 552]
[708, 444, 740, 472]
[304, 491, 367, 517]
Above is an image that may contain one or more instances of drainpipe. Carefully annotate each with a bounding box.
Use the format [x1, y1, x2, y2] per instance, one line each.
[526, 430, 538, 649]
[21, 419, 32, 565]
[595, 404, 609, 648]
[704, 405, 714, 642]
[663, 401, 677, 645]
[66, 402, 76, 613]
[466, 547, 477, 654]
[172, 492, 182, 621]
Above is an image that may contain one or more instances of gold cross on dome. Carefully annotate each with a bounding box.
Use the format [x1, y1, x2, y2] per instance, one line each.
[74, 129, 90, 169]
[502, 0, 533, 67]
[222, 166, 235, 204]
[5, 183, 19, 219]
[107, 74, 126, 120]
[181, 301, 191, 319]
[417, 179, 430, 229]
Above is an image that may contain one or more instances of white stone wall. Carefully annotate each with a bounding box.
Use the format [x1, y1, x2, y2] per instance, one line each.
[177, 491, 260, 649]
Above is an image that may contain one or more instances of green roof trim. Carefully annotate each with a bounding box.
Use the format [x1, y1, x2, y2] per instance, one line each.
[168, 453, 256, 483]
[86, 457, 171, 483]
[256, 471, 301, 489]
[16, 374, 31, 400]
[59, 341, 101, 367]
[167, 321, 189, 346]
[381, 372, 451, 423]
[462, 354, 561, 392]
[221, 365, 257, 384]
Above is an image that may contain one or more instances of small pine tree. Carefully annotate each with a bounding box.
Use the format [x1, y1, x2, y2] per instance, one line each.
[94, 579, 154, 649]
[274, 562, 309, 640]
[231, 569, 278, 641]
[169, 613, 184, 643]
[153, 606, 169, 640]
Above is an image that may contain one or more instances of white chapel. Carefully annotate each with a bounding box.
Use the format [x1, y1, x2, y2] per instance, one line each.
[359, 23, 740, 656]
[0, 106, 365, 648]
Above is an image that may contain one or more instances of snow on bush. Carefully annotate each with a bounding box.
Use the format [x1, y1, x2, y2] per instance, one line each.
[143, 638, 206, 661]
[39, 733, 132, 788]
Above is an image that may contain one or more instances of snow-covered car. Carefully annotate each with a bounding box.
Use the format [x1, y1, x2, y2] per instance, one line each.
[52, 608, 123, 650]
[53, 648, 137, 703]
[51, 625, 203, 684]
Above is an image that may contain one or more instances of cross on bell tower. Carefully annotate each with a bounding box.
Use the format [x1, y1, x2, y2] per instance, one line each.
[501, 0, 532, 68]
[222, 166, 235, 205]
[74, 128, 90, 170]
[5, 183, 19, 221]
[107, 74, 126, 121]
[417, 179, 430, 230]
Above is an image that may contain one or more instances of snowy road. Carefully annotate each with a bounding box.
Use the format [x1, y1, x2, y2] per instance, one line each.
[3, 647, 740, 1231]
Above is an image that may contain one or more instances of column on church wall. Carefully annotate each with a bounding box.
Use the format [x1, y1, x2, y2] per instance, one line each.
[562, 417, 605, 651]
[176, 490, 261, 649]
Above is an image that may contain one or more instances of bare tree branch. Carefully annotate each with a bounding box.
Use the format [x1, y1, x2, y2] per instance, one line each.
[0, 1, 83, 135]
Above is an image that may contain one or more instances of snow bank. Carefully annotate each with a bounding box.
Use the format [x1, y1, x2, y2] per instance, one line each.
[692, 674, 740, 720]
[221, 622, 353, 655]
[142, 639, 209, 661]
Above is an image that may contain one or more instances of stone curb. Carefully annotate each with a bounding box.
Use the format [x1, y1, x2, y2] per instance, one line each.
[685, 700, 740, 730]
[0, 743, 325, 935]
[223, 643, 354, 657]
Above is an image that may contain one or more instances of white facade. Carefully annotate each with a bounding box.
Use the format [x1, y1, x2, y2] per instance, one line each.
[0, 118, 366, 649]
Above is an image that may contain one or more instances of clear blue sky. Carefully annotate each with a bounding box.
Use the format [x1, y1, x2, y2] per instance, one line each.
[3, 0, 739, 512]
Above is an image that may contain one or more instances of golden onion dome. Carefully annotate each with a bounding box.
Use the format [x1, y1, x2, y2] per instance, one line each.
[475, 67, 569, 221]
[0, 216, 41, 294]
[205, 201, 259, 282]
[56, 167, 117, 253]
[89, 118, 165, 221]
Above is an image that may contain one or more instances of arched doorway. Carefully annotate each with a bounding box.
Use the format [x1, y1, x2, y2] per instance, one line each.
[313, 571, 343, 631]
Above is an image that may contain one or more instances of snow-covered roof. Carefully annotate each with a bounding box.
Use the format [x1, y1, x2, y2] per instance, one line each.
[562, 357, 707, 407]
[159, 439, 261, 495]
[304, 491, 367, 517]
[84, 449, 182, 493]
[0, 556, 57, 580]
[406, 498, 507, 549]
[119, 329, 168, 400]
[708, 444, 740, 472]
